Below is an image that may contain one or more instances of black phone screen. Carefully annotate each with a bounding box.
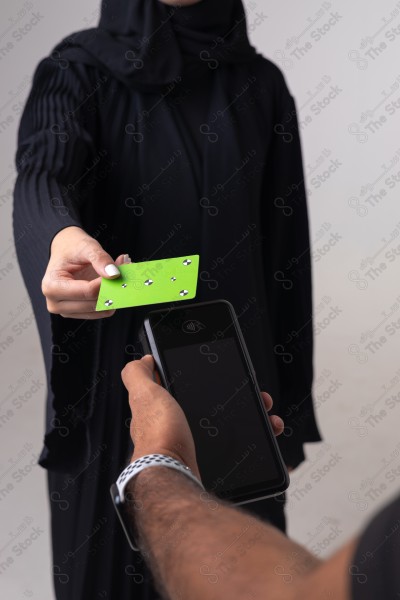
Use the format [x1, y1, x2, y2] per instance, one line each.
[162, 335, 281, 499]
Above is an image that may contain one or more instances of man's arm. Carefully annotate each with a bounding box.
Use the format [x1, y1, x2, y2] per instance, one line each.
[120, 355, 357, 600]
[127, 465, 357, 600]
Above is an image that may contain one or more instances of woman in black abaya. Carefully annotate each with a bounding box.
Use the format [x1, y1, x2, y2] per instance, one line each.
[13, 0, 322, 597]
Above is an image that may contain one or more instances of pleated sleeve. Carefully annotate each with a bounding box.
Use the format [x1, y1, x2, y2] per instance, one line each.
[261, 69, 322, 469]
[12, 57, 101, 472]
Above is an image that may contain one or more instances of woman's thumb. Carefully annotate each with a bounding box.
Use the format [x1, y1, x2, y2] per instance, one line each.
[83, 238, 121, 279]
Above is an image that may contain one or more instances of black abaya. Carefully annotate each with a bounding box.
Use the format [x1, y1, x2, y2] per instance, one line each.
[13, 1, 322, 597]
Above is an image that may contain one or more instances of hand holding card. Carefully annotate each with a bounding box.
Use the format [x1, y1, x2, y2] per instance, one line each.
[96, 255, 200, 311]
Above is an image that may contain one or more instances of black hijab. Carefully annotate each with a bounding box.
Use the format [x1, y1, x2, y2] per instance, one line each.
[51, 0, 257, 91]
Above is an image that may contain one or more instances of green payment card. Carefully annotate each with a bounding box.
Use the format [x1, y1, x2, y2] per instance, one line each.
[96, 254, 199, 311]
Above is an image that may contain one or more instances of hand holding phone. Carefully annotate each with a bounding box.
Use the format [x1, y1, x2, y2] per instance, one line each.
[138, 299, 289, 505]
[121, 354, 284, 484]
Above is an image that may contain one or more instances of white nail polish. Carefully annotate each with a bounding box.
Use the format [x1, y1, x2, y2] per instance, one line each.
[123, 254, 132, 264]
[105, 264, 120, 276]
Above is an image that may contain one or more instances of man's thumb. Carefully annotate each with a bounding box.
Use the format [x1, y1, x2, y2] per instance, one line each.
[84, 239, 121, 279]
[141, 355, 162, 385]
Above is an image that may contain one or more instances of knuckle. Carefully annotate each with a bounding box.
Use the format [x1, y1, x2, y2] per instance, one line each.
[46, 300, 59, 314]
[82, 284, 92, 301]
[77, 237, 100, 263]
[87, 280, 100, 299]
[87, 244, 103, 263]
[42, 269, 69, 299]
[41, 277, 49, 297]
[124, 360, 143, 381]
[124, 360, 136, 373]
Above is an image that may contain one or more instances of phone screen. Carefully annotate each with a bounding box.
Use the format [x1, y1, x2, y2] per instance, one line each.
[162, 335, 281, 499]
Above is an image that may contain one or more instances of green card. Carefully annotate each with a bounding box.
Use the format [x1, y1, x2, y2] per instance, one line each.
[96, 254, 199, 311]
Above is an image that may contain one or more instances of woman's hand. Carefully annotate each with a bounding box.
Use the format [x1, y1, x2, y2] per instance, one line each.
[121, 355, 285, 479]
[41, 225, 130, 319]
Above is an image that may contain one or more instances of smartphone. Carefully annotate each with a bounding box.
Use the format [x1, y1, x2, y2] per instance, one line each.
[138, 299, 289, 505]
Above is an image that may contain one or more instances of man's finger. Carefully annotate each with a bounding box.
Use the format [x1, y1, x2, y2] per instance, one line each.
[122, 355, 155, 389]
[140, 355, 155, 369]
[269, 414, 284, 437]
[140, 355, 163, 385]
[259, 391, 284, 436]
[260, 391, 273, 412]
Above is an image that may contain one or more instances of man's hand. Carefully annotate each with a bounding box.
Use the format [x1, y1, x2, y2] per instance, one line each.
[41, 225, 131, 319]
[121, 356, 359, 600]
[121, 354, 284, 480]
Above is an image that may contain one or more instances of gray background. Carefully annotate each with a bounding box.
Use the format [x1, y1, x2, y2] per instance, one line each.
[1, 0, 400, 597]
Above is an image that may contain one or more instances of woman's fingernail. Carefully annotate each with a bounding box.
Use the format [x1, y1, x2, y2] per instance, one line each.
[123, 254, 132, 264]
[105, 264, 120, 276]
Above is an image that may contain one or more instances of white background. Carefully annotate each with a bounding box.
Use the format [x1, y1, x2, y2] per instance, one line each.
[1, 0, 400, 597]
